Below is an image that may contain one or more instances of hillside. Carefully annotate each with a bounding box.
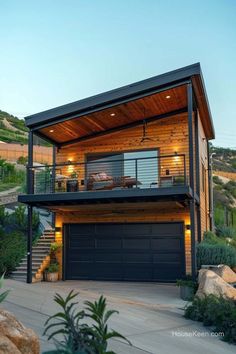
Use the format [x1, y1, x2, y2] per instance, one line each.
[0, 110, 49, 146]
[0, 110, 28, 144]
[211, 145, 236, 228]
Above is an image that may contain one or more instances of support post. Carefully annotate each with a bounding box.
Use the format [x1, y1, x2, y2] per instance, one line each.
[187, 83, 196, 278]
[27, 130, 33, 283]
[194, 109, 201, 243]
[208, 142, 214, 231]
[51, 145, 56, 228]
[27, 205, 33, 284]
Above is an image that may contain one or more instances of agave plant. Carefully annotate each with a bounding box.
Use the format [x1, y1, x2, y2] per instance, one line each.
[43, 291, 131, 354]
[84, 295, 131, 353]
[0, 273, 10, 303]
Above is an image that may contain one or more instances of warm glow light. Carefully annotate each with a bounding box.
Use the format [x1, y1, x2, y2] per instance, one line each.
[49, 129, 54, 133]
[166, 95, 171, 99]
[110, 113, 116, 116]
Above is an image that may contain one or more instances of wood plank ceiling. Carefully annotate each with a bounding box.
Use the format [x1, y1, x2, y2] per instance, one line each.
[39, 84, 187, 145]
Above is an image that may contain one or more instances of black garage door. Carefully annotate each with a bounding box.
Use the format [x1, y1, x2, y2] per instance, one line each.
[64, 222, 185, 282]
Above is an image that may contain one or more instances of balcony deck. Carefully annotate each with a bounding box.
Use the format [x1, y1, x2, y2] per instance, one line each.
[19, 154, 194, 207]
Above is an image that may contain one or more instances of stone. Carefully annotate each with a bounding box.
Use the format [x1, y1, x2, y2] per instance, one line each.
[196, 269, 236, 301]
[211, 264, 236, 283]
[0, 334, 21, 353]
[0, 309, 40, 354]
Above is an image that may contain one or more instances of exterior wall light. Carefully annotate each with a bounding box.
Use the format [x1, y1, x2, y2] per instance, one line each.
[55, 227, 62, 232]
[186, 224, 191, 230]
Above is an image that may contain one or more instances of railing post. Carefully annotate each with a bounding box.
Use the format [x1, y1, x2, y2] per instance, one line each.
[27, 130, 34, 194]
[183, 155, 186, 185]
[135, 159, 138, 188]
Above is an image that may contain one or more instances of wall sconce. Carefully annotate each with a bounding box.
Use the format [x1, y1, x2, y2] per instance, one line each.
[186, 224, 191, 231]
[174, 151, 178, 155]
[68, 160, 72, 164]
[55, 227, 62, 232]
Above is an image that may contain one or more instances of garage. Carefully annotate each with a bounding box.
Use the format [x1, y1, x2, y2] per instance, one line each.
[64, 222, 185, 282]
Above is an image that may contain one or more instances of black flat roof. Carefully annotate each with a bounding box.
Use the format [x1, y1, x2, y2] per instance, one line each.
[24, 63, 214, 138]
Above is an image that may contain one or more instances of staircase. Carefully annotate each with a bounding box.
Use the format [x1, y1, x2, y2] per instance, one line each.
[11, 229, 55, 283]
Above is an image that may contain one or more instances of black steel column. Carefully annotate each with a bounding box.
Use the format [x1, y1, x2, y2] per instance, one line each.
[194, 110, 202, 243]
[187, 83, 197, 278]
[27, 205, 33, 283]
[27, 130, 33, 283]
[51, 145, 56, 228]
[207, 141, 214, 231]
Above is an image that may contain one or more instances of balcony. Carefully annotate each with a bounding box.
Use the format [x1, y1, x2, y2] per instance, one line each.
[19, 154, 193, 206]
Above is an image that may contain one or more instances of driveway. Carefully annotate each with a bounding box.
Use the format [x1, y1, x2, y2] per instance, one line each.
[2, 279, 236, 354]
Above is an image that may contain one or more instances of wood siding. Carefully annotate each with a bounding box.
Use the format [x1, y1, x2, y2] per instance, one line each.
[198, 112, 210, 237]
[56, 113, 190, 184]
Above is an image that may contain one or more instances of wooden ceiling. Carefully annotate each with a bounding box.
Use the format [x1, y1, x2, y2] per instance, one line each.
[39, 85, 187, 145]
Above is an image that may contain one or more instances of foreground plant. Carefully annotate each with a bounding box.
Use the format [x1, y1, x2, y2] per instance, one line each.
[43, 290, 131, 354]
[185, 294, 236, 344]
[0, 273, 10, 303]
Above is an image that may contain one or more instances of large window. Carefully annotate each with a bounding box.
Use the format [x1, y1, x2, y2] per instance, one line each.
[86, 150, 158, 189]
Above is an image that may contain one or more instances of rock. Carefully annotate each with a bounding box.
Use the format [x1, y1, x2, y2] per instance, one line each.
[211, 265, 236, 283]
[0, 334, 21, 354]
[196, 269, 236, 301]
[0, 309, 40, 354]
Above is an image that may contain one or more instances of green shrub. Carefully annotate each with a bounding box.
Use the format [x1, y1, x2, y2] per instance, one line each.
[0, 274, 10, 304]
[203, 231, 225, 245]
[185, 295, 236, 344]
[197, 243, 236, 268]
[0, 230, 26, 275]
[45, 263, 59, 273]
[216, 225, 236, 239]
[43, 291, 131, 353]
[17, 156, 28, 165]
[213, 176, 223, 185]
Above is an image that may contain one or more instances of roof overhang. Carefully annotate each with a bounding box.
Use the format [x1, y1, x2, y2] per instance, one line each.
[25, 63, 215, 145]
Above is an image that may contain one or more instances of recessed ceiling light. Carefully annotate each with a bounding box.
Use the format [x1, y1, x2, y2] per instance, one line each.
[110, 113, 116, 116]
[49, 129, 54, 133]
[166, 95, 171, 99]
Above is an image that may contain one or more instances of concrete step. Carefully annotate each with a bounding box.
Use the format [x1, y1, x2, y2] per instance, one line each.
[32, 246, 51, 251]
[15, 266, 40, 272]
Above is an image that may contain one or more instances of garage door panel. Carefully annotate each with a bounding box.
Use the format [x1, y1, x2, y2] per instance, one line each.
[65, 222, 185, 281]
[97, 238, 122, 249]
[151, 223, 183, 236]
[153, 253, 182, 263]
[124, 264, 152, 281]
[151, 238, 182, 250]
[123, 238, 150, 249]
[123, 252, 152, 262]
[69, 237, 95, 248]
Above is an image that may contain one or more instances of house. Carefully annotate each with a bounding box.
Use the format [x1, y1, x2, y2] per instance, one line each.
[19, 63, 215, 283]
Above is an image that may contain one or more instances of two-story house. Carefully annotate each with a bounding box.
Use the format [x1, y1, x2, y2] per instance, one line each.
[19, 63, 215, 283]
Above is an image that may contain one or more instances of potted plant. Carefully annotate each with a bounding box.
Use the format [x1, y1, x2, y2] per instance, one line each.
[44, 242, 61, 282]
[66, 171, 79, 192]
[176, 276, 198, 301]
[44, 262, 59, 282]
[50, 242, 61, 263]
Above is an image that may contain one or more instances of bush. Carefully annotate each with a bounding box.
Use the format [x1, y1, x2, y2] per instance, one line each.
[43, 291, 131, 353]
[203, 231, 225, 245]
[216, 225, 236, 239]
[17, 156, 28, 165]
[197, 243, 236, 268]
[185, 295, 236, 344]
[0, 229, 26, 275]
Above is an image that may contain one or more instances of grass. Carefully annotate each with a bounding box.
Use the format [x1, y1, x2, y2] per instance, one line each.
[0, 182, 20, 192]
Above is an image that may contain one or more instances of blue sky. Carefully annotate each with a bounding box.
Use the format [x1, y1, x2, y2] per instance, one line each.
[0, 0, 235, 147]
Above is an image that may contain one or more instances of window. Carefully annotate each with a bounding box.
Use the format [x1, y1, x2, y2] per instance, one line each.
[86, 150, 158, 189]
